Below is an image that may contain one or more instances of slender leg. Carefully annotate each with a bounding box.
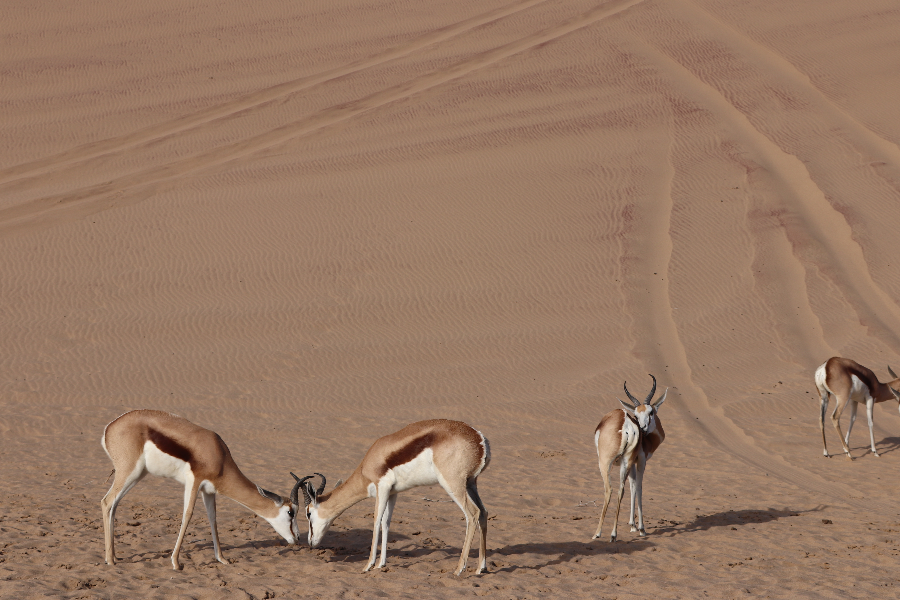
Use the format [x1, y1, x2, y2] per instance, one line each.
[592, 458, 614, 540]
[627, 463, 638, 532]
[170, 477, 201, 570]
[377, 494, 398, 568]
[609, 456, 631, 542]
[633, 458, 647, 536]
[819, 390, 830, 457]
[445, 481, 479, 576]
[364, 486, 392, 572]
[845, 401, 858, 446]
[200, 490, 227, 565]
[866, 397, 879, 456]
[829, 394, 853, 460]
[466, 480, 489, 574]
[101, 466, 145, 565]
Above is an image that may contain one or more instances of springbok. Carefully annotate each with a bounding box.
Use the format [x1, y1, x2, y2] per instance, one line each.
[593, 374, 667, 541]
[815, 357, 900, 459]
[100, 409, 303, 570]
[296, 419, 490, 575]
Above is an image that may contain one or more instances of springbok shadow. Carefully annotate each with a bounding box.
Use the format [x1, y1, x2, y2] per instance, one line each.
[651, 505, 826, 535]
[488, 538, 655, 572]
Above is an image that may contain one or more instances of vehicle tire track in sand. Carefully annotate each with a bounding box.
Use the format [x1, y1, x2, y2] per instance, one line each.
[629, 32, 900, 353]
[673, 0, 900, 182]
[624, 119, 858, 502]
[742, 169, 835, 369]
[0, 0, 551, 185]
[0, 0, 646, 235]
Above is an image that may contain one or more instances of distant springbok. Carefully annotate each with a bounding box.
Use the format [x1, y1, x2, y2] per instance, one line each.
[297, 419, 490, 574]
[101, 410, 303, 569]
[815, 357, 900, 459]
[593, 375, 667, 541]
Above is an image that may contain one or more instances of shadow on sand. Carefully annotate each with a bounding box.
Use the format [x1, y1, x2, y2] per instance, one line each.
[651, 504, 826, 535]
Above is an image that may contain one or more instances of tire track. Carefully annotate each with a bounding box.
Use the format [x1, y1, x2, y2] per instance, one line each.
[673, 0, 900, 184]
[628, 24, 900, 352]
[623, 107, 861, 505]
[0, 0, 551, 186]
[0, 0, 646, 235]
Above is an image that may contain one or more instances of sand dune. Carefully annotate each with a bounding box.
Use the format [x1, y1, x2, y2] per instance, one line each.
[3, 0, 900, 598]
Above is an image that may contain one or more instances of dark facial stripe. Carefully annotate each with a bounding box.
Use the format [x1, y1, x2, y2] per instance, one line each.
[147, 428, 193, 464]
[381, 432, 436, 476]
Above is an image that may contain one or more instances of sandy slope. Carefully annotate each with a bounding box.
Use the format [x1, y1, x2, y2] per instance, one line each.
[2, 0, 900, 598]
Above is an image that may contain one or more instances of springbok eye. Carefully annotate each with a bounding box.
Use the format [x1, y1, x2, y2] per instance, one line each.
[288, 508, 295, 518]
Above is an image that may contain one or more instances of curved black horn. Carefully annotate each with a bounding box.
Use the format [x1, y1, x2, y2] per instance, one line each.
[623, 381, 641, 407]
[290, 472, 314, 506]
[314, 472, 327, 496]
[644, 374, 657, 404]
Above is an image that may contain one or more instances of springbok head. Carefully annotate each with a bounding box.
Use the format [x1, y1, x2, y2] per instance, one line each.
[618, 374, 668, 434]
[887, 366, 900, 406]
[290, 472, 330, 547]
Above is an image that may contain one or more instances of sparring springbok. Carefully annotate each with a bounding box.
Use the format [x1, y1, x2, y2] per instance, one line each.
[592, 374, 667, 542]
[815, 357, 900, 460]
[296, 419, 490, 575]
[101, 410, 304, 570]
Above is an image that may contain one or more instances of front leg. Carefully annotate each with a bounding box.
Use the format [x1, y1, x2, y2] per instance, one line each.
[633, 463, 646, 536]
[845, 401, 858, 446]
[364, 486, 392, 572]
[866, 398, 879, 457]
[378, 494, 398, 569]
[201, 490, 227, 565]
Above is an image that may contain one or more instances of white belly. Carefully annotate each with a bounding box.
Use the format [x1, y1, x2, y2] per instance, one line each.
[388, 448, 438, 492]
[849, 374, 871, 403]
[143, 441, 192, 483]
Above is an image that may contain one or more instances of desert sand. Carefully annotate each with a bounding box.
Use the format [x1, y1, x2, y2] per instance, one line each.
[2, 0, 900, 598]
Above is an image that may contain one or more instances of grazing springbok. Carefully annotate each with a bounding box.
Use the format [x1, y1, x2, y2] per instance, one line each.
[296, 419, 490, 575]
[815, 357, 900, 459]
[592, 375, 667, 541]
[101, 410, 303, 570]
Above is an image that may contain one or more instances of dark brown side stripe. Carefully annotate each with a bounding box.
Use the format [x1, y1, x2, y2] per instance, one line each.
[381, 432, 436, 476]
[148, 428, 193, 465]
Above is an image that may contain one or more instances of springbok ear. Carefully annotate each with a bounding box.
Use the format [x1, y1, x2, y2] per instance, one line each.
[890, 386, 900, 402]
[333, 479, 344, 490]
[653, 388, 668, 408]
[888, 365, 898, 380]
[257, 485, 284, 507]
[617, 397, 636, 414]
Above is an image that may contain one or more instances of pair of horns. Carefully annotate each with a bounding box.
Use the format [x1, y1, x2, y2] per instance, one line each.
[290, 472, 326, 506]
[624, 373, 658, 407]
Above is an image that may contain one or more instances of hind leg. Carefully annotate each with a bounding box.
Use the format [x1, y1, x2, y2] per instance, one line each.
[466, 480, 488, 573]
[438, 477, 480, 576]
[101, 464, 146, 565]
[592, 459, 614, 540]
[819, 390, 830, 457]
[609, 456, 632, 542]
[829, 394, 853, 460]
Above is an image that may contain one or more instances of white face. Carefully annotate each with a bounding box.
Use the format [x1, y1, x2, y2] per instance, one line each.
[265, 504, 300, 544]
[634, 405, 657, 434]
[306, 503, 333, 547]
